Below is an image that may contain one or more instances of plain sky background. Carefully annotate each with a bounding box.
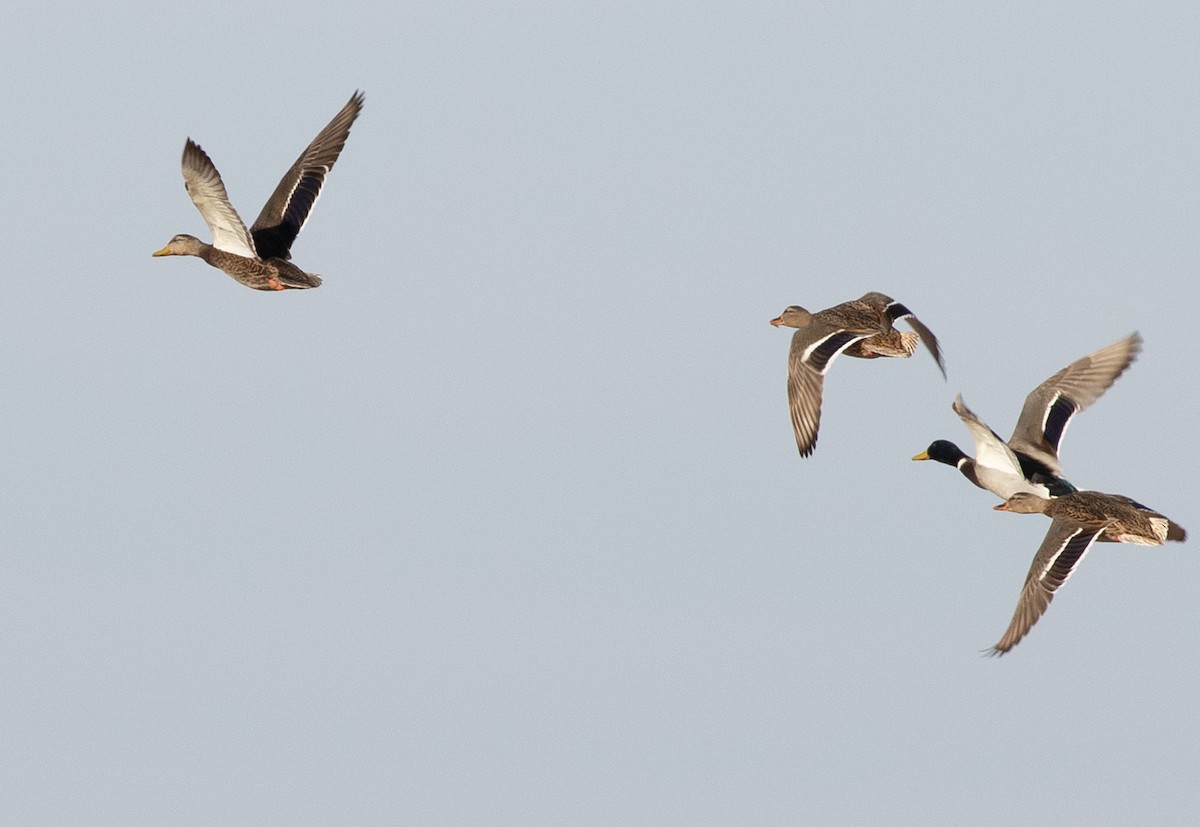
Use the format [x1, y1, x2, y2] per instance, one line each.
[2, 2, 1198, 824]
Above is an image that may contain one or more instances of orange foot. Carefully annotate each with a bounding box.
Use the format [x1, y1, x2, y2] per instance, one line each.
[266, 278, 286, 291]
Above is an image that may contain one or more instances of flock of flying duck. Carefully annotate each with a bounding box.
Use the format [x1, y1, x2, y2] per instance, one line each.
[149, 91, 1185, 656]
[771, 294, 1185, 654]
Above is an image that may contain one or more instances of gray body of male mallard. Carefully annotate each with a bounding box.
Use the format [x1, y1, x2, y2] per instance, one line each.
[770, 292, 945, 457]
[988, 490, 1186, 655]
[912, 333, 1141, 500]
[153, 91, 364, 291]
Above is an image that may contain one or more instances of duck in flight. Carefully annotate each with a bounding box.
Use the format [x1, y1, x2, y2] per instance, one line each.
[770, 292, 945, 457]
[153, 91, 364, 291]
[987, 490, 1186, 655]
[912, 333, 1141, 500]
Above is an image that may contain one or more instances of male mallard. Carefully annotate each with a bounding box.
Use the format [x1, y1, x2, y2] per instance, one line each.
[988, 490, 1186, 655]
[913, 333, 1141, 499]
[770, 292, 945, 457]
[153, 91, 364, 291]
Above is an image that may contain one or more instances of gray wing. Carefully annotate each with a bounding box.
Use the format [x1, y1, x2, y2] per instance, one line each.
[786, 324, 872, 456]
[989, 518, 1105, 655]
[951, 395, 1044, 499]
[249, 91, 364, 260]
[181, 140, 258, 258]
[1008, 333, 1142, 474]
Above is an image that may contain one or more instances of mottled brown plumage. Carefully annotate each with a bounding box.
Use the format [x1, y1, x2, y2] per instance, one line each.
[988, 490, 1187, 655]
[770, 292, 945, 456]
[153, 91, 363, 291]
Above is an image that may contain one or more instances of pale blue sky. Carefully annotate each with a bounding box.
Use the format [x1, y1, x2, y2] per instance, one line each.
[2, 2, 1198, 824]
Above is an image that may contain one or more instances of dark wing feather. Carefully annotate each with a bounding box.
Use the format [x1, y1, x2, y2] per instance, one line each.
[250, 91, 364, 260]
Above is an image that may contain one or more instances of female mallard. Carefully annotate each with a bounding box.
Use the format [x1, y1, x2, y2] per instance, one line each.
[912, 333, 1141, 499]
[770, 292, 945, 457]
[988, 490, 1186, 655]
[153, 91, 364, 291]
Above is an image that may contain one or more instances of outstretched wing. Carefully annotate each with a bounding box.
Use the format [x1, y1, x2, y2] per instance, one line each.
[786, 325, 872, 456]
[951, 395, 1025, 479]
[181, 139, 257, 258]
[1008, 333, 1142, 474]
[989, 519, 1104, 655]
[250, 91, 365, 260]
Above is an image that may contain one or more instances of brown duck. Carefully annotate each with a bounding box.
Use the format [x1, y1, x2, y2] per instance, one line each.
[770, 292, 945, 456]
[989, 490, 1187, 655]
[153, 91, 364, 291]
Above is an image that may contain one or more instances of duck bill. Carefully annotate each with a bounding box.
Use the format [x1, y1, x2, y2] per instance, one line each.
[769, 317, 784, 326]
[152, 246, 174, 257]
[992, 502, 1012, 511]
[911, 450, 931, 461]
